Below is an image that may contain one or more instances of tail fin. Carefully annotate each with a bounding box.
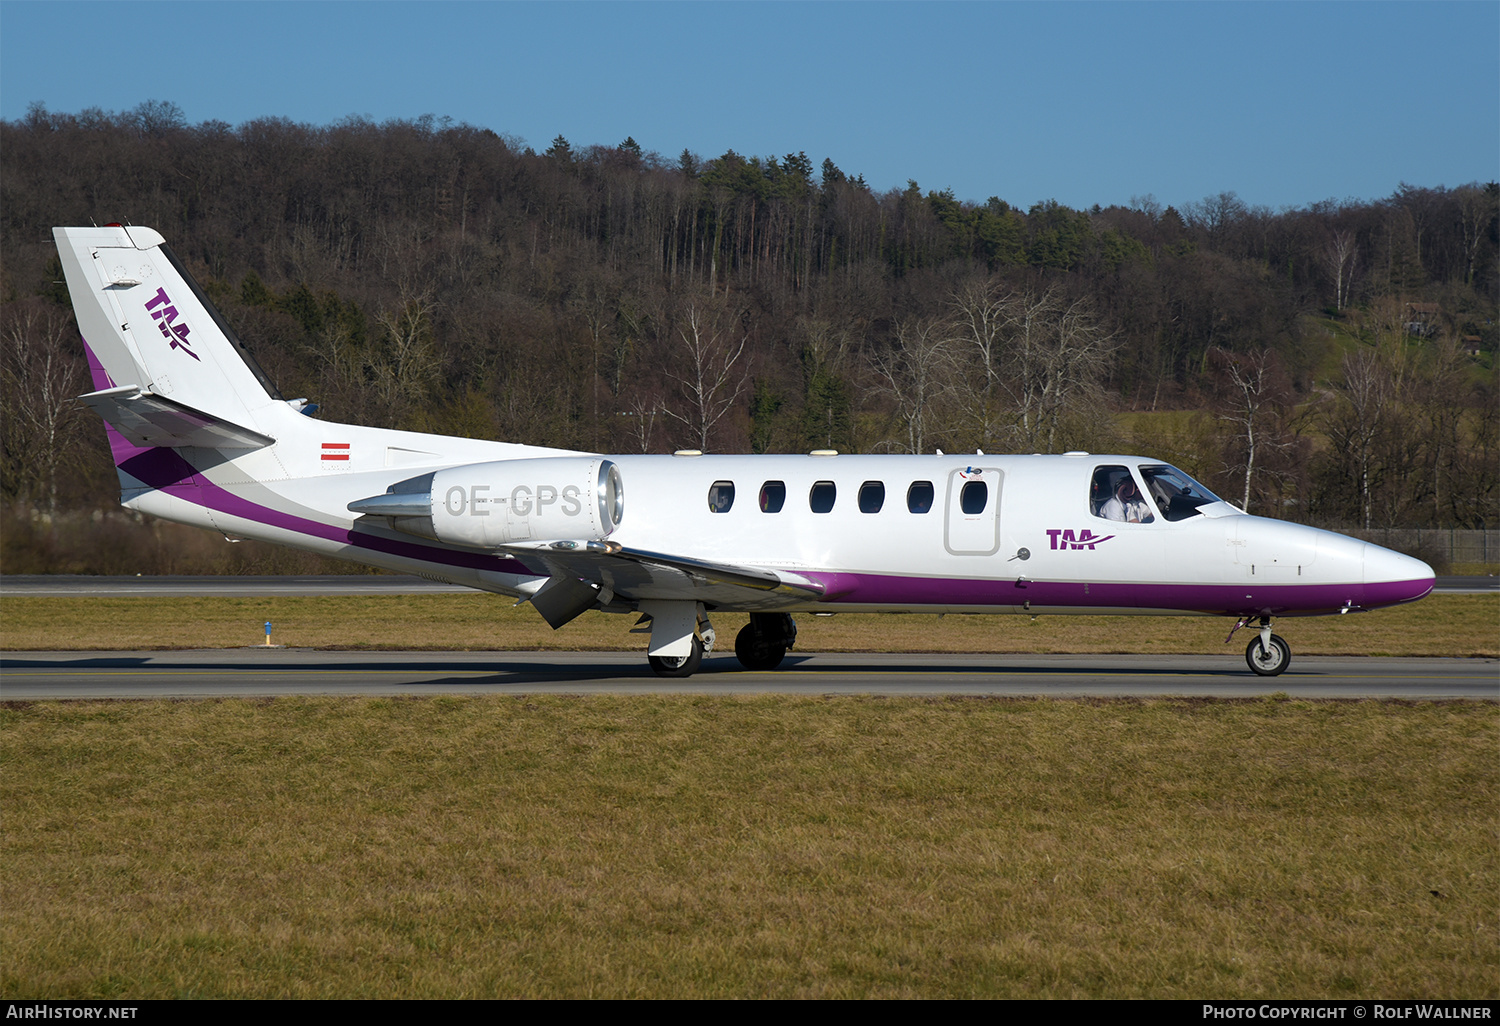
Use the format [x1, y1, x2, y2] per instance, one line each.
[53, 225, 285, 453]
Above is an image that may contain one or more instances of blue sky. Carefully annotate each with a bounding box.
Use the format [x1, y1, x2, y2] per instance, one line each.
[2, 1, 1495, 212]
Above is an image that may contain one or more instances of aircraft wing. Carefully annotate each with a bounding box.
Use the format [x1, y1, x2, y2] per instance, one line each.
[81, 385, 274, 450]
[500, 541, 825, 627]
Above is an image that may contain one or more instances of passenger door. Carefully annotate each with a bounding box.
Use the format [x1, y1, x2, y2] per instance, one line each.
[944, 467, 1003, 556]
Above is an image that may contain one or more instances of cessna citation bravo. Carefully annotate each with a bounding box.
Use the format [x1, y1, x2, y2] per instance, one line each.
[54, 225, 1434, 678]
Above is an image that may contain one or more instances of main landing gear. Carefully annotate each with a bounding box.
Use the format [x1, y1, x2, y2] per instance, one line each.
[734, 613, 799, 671]
[639, 601, 715, 678]
[1230, 615, 1291, 676]
[648, 636, 703, 678]
[640, 606, 798, 677]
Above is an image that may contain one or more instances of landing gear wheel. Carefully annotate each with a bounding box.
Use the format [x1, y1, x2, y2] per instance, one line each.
[1245, 634, 1291, 676]
[649, 636, 704, 678]
[735, 623, 787, 671]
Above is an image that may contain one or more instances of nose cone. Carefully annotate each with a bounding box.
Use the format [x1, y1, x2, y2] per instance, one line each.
[1363, 542, 1435, 607]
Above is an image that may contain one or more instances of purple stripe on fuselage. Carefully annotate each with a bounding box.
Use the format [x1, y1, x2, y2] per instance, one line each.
[115, 444, 535, 577]
[806, 571, 1432, 616]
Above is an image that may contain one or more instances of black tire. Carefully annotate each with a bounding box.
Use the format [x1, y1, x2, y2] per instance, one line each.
[649, 636, 703, 678]
[1245, 633, 1291, 676]
[735, 623, 787, 671]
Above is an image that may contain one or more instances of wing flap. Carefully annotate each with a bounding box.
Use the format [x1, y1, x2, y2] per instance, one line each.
[81, 385, 274, 450]
[610, 546, 823, 596]
[502, 541, 825, 607]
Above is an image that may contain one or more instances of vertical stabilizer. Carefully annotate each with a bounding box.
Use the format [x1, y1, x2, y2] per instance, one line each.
[53, 225, 283, 438]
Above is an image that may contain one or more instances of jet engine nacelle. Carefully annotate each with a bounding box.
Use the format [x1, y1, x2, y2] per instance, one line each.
[349, 457, 623, 549]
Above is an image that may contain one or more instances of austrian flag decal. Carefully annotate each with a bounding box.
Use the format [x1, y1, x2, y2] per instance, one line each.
[321, 443, 350, 462]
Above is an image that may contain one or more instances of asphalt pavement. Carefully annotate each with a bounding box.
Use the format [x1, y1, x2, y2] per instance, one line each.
[2, 649, 1494, 700]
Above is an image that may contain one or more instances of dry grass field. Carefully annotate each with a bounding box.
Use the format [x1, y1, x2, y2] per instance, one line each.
[0, 593, 1494, 657]
[1, 695, 1495, 999]
[2, 593, 1494, 998]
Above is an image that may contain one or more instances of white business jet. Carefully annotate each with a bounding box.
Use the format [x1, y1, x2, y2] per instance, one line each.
[53, 225, 1434, 678]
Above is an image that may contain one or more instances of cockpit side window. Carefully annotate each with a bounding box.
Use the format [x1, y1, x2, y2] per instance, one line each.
[1139, 465, 1223, 522]
[1091, 465, 1154, 523]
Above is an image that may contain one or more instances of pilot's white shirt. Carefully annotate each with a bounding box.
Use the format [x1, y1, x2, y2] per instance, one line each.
[1100, 496, 1150, 523]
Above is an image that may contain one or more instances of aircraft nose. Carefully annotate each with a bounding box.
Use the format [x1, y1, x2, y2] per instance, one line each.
[1363, 542, 1435, 606]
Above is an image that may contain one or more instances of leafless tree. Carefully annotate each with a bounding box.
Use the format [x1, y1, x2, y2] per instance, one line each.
[570, 273, 623, 450]
[1185, 191, 1249, 248]
[1, 300, 90, 514]
[662, 304, 750, 451]
[619, 391, 665, 453]
[950, 277, 1008, 447]
[1208, 347, 1295, 513]
[1454, 184, 1497, 287]
[998, 288, 1120, 452]
[1325, 348, 1391, 529]
[369, 285, 438, 427]
[873, 316, 958, 454]
[1418, 335, 1467, 523]
[1320, 229, 1359, 311]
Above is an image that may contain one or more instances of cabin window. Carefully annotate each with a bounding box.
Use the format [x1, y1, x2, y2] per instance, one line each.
[1091, 465, 1153, 523]
[858, 481, 885, 513]
[960, 480, 988, 515]
[907, 481, 934, 514]
[759, 480, 786, 513]
[707, 481, 735, 513]
[809, 480, 837, 513]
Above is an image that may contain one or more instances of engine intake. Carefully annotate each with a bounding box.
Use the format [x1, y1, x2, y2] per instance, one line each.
[349, 457, 623, 549]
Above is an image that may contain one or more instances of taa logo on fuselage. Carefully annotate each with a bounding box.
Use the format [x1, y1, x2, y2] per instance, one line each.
[144, 287, 199, 361]
[444, 484, 583, 517]
[1046, 528, 1115, 550]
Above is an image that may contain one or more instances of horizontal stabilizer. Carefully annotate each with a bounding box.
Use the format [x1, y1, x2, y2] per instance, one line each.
[81, 385, 274, 450]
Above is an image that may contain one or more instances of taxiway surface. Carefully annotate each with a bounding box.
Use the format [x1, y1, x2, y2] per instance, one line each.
[2, 650, 1494, 700]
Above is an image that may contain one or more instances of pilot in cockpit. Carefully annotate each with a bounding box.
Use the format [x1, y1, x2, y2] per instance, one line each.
[1100, 478, 1152, 523]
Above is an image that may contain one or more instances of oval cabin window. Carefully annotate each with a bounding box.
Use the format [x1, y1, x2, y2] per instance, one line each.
[960, 480, 988, 515]
[759, 481, 785, 513]
[707, 481, 735, 513]
[809, 481, 837, 514]
[907, 481, 935, 514]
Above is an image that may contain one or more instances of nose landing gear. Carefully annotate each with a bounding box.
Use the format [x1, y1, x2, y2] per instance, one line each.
[1229, 615, 1291, 676]
[1246, 632, 1291, 676]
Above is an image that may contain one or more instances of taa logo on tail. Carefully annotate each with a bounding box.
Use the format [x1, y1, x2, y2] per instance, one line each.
[144, 287, 199, 361]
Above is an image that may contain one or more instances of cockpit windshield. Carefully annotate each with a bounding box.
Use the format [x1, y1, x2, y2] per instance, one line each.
[1138, 465, 1224, 522]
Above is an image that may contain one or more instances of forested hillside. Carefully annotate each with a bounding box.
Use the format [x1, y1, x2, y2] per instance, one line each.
[2, 102, 1495, 571]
